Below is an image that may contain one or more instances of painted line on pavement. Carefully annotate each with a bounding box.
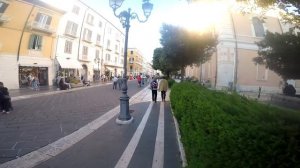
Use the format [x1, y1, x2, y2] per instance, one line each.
[0, 86, 149, 168]
[152, 102, 165, 168]
[114, 102, 154, 168]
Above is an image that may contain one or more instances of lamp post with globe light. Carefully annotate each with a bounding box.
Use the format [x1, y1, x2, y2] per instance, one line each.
[109, 0, 153, 124]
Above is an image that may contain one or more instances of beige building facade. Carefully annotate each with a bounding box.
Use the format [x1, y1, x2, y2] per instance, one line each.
[127, 48, 144, 77]
[0, 0, 64, 89]
[185, 7, 299, 93]
[0, 0, 125, 89]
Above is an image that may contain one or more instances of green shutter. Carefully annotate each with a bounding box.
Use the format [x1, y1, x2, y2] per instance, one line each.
[28, 34, 34, 49]
[38, 35, 43, 50]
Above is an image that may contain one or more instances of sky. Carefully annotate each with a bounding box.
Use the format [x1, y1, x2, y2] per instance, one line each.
[83, 0, 189, 62]
[41, 0, 232, 62]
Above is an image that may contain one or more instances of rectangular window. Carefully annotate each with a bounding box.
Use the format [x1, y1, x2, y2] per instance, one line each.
[252, 17, 265, 37]
[86, 14, 94, 25]
[115, 45, 118, 51]
[115, 57, 117, 63]
[64, 40, 72, 54]
[83, 28, 92, 41]
[95, 50, 99, 59]
[97, 34, 101, 42]
[130, 51, 133, 54]
[106, 54, 110, 61]
[35, 13, 52, 27]
[99, 21, 102, 28]
[72, 5, 80, 15]
[0, 2, 9, 13]
[65, 21, 78, 37]
[82, 46, 88, 59]
[28, 34, 42, 50]
[107, 40, 111, 50]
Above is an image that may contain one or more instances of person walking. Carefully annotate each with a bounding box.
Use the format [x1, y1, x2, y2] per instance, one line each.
[150, 78, 158, 103]
[0, 82, 13, 114]
[118, 76, 123, 90]
[159, 76, 169, 102]
[137, 75, 142, 87]
[33, 76, 40, 91]
[112, 76, 118, 90]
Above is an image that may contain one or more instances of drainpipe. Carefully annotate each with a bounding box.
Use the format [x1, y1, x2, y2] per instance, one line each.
[17, 5, 35, 62]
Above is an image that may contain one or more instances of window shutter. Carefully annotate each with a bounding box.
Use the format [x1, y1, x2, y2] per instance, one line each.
[38, 35, 43, 50]
[35, 13, 41, 22]
[65, 21, 71, 34]
[72, 23, 78, 35]
[46, 16, 52, 25]
[28, 34, 35, 49]
[0, 2, 9, 13]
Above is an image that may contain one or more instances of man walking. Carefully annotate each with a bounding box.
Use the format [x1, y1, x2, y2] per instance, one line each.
[159, 77, 168, 102]
[150, 78, 158, 102]
[112, 76, 118, 90]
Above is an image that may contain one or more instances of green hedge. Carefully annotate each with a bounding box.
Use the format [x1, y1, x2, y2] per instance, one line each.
[170, 82, 300, 168]
[168, 78, 176, 88]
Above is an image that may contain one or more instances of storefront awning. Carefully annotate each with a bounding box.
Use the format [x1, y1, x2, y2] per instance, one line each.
[56, 57, 82, 69]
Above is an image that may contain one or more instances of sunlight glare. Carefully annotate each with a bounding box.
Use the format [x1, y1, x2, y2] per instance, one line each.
[164, 0, 233, 32]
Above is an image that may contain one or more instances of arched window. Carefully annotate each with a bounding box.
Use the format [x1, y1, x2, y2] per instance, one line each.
[252, 17, 265, 37]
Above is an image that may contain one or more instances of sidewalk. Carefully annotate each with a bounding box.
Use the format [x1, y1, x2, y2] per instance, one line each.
[9, 81, 107, 99]
[1, 85, 185, 168]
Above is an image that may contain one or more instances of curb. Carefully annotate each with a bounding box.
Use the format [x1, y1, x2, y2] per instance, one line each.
[167, 90, 188, 167]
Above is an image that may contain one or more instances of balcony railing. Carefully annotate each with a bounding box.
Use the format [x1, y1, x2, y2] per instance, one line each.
[64, 31, 77, 38]
[27, 21, 54, 34]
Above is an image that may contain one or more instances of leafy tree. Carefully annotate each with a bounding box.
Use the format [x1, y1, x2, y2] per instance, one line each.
[152, 48, 179, 77]
[159, 24, 217, 79]
[243, 0, 299, 27]
[254, 31, 300, 79]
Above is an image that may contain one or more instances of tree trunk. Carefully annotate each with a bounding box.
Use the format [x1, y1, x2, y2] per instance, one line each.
[180, 66, 185, 81]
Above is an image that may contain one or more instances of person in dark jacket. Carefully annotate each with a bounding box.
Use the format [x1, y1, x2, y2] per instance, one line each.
[0, 82, 13, 114]
[150, 78, 158, 102]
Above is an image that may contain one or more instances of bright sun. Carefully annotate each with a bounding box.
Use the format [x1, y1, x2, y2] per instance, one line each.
[164, 0, 233, 32]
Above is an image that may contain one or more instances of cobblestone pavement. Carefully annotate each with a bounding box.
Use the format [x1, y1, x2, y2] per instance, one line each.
[0, 80, 147, 164]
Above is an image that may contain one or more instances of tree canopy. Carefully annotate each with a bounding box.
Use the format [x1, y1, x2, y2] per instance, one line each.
[237, 0, 300, 27]
[254, 31, 300, 79]
[152, 48, 180, 77]
[159, 24, 217, 79]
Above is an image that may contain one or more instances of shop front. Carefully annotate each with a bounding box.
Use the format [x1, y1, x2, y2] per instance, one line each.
[19, 66, 48, 88]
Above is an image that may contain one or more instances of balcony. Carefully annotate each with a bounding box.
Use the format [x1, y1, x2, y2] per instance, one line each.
[64, 31, 77, 38]
[27, 21, 54, 34]
[0, 14, 10, 24]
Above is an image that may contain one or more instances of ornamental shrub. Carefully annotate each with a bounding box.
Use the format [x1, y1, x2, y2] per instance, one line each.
[170, 82, 300, 168]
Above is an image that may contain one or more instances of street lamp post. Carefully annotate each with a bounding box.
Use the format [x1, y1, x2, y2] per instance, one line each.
[109, 0, 153, 124]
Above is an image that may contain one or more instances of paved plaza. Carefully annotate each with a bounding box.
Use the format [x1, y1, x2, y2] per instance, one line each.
[0, 81, 184, 168]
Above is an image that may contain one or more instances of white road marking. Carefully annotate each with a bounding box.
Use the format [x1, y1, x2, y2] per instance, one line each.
[152, 102, 165, 168]
[115, 102, 154, 168]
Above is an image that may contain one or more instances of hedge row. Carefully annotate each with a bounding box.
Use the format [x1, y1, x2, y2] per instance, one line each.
[170, 82, 300, 168]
